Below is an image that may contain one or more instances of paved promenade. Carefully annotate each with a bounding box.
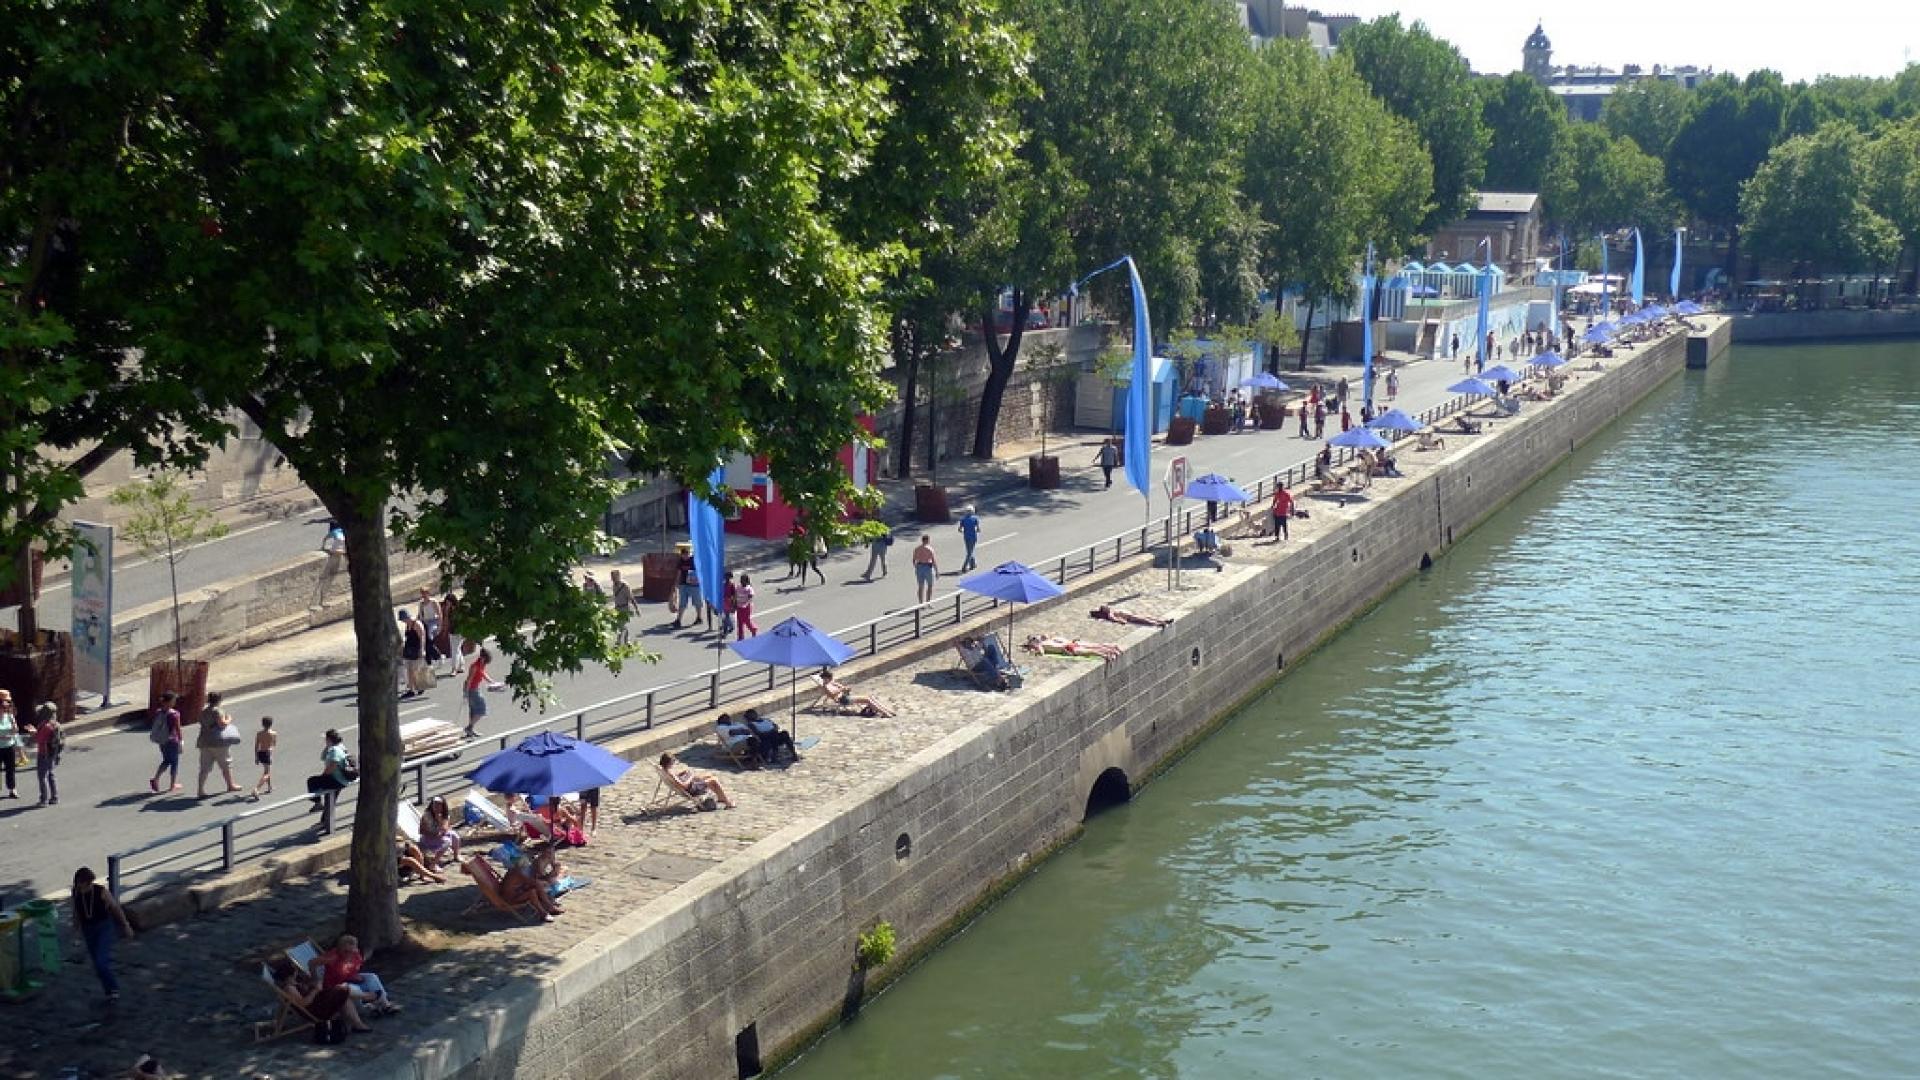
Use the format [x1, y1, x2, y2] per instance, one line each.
[4, 338, 1676, 1080]
[2, 356, 1478, 904]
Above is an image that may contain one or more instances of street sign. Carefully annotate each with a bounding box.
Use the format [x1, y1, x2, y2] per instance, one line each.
[1163, 456, 1188, 501]
[71, 521, 114, 704]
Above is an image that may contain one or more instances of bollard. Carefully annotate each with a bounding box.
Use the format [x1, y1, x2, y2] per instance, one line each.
[108, 855, 122, 898]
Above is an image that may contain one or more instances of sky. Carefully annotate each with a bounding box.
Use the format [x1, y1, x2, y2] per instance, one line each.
[1332, 1, 1920, 83]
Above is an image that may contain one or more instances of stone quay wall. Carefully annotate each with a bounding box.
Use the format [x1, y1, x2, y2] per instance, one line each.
[387, 331, 1694, 1080]
[1729, 308, 1920, 342]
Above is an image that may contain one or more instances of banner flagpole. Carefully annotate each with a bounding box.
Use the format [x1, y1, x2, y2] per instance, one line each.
[1361, 243, 1376, 414]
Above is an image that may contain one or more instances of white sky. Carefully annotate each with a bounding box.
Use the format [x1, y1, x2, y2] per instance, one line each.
[1334, 1, 1919, 83]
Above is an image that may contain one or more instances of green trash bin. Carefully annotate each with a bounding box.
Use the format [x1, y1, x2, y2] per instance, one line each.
[0, 912, 22, 998]
[17, 899, 58, 986]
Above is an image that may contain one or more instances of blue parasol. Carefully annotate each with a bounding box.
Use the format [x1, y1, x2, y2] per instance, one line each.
[469, 731, 633, 799]
[1531, 352, 1567, 368]
[1448, 377, 1499, 396]
[1479, 364, 1522, 384]
[1241, 372, 1289, 392]
[1329, 427, 1391, 450]
[1581, 324, 1613, 344]
[1676, 300, 1704, 315]
[1182, 473, 1253, 503]
[957, 560, 1066, 644]
[1365, 408, 1426, 432]
[731, 616, 857, 734]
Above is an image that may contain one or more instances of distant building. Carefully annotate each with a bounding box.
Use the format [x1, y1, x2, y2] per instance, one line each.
[1519, 23, 1713, 121]
[1237, 1, 1359, 56]
[1427, 192, 1543, 277]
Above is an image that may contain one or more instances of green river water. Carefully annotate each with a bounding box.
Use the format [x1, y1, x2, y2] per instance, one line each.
[780, 340, 1920, 1079]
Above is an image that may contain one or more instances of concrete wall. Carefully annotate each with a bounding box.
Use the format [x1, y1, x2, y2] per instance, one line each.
[378, 333, 1693, 1080]
[1729, 309, 1920, 342]
[49, 407, 313, 528]
[1688, 317, 1732, 368]
[112, 546, 438, 677]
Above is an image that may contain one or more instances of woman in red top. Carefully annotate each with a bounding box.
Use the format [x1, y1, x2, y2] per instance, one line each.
[311, 933, 398, 1015]
[463, 648, 499, 739]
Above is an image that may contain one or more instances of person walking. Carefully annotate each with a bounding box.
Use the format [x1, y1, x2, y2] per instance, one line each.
[957, 506, 982, 573]
[252, 717, 277, 798]
[441, 589, 464, 675]
[147, 691, 183, 793]
[307, 729, 353, 830]
[735, 573, 759, 639]
[1270, 484, 1293, 540]
[1340, 406, 1352, 433]
[1297, 400, 1311, 439]
[193, 691, 242, 798]
[1386, 369, 1400, 400]
[673, 542, 710, 626]
[463, 648, 499, 738]
[609, 570, 635, 646]
[71, 867, 133, 1003]
[862, 530, 892, 580]
[416, 588, 442, 656]
[719, 570, 737, 638]
[0, 690, 20, 799]
[32, 702, 61, 805]
[1336, 377, 1349, 411]
[1094, 439, 1119, 488]
[399, 610, 431, 698]
[912, 535, 939, 604]
[1313, 400, 1326, 439]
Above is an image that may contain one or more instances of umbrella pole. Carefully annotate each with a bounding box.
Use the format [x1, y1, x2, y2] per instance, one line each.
[790, 667, 799, 742]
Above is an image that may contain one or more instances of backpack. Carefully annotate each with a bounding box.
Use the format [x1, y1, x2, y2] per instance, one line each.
[45, 723, 64, 760]
[148, 708, 174, 744]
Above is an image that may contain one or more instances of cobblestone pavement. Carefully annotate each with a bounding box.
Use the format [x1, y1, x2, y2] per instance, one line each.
[7, 347, 1639, 1078]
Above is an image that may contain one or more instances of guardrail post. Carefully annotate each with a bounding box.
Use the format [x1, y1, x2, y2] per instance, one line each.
[913, 606, 923, 639]
[708, 670, 720, 709]
[222, 820, 235, 872]
[1057, 557, 1067, 584]
[415, 763, 426, 805]
[108, 855, 121, 897]
[575, 712, 586, 742]
[954, 594, 963, 624]
[1087, 546, 1095, 574]
[645, 692, 655, 730]
[869, 623, 878, 655]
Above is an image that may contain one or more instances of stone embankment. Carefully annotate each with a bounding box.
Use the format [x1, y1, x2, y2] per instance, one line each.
[10, 322, 1719, 1080]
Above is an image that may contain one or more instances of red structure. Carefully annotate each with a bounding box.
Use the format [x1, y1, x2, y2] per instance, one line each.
[723, 416, 879, 541]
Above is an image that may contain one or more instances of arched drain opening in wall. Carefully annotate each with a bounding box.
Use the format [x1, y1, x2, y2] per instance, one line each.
[895, 832, 912, 860]
[1189, 646, 1202, 668]
[1276, 651, 1286, 671]
[1085, 767, 1131, 819]
[735, 1022, 762, 1078]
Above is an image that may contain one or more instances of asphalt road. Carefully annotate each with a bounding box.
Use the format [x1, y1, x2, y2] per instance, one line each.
[0, 357, 1477, 903]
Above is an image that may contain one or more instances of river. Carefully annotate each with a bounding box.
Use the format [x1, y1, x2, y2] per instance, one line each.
[779, 340, 1920, 1079]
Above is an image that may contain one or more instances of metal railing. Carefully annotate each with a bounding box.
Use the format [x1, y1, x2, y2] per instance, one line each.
[107, 382, 1509, 898]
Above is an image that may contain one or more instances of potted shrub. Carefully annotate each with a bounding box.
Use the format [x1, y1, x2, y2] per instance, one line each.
[111, 471, 228, 717]
[915, 352, 963, 523]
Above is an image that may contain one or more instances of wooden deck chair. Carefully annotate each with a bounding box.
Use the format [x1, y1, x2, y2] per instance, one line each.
[285, 939, 322, 979]
[460, 856, 542, 922]
[713, 727, 762, 770]
[253, 963, 320, 1042]
[513, 811, 555, 843]
[643, 762, 712, 816]
[980, 632, 1027, 690]
[396, 799, 423, 843]
[954, 639, 998, 690]
[807, 671, 846, 712]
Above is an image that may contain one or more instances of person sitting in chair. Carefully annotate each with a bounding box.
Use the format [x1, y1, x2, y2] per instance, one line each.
[714, 713, 764, 768]
[659, 752, 737, 809]
[1091, 604, 1172, 628]
[813, 669, 896, 717]
[1193, 525, 1220, 557]
[743, 708, 800, 763]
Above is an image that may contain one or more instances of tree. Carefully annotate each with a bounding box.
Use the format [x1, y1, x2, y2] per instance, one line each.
[1865, 119, 1920, 289]
[1478, 73, 1568, 193]
[1340, 15, 1489, 234]
[964, 0, 1257, 456]
[1547, 125, 1677, 235]
[1742, 122, 1900, 279]
[1604, 77, 1696, 159]
[48, 1, 914, 953]
[1666, 72, 1788, 274]
[109, 473, 229, 675]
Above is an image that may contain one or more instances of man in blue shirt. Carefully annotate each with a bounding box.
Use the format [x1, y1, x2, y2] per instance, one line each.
[957, 506, 982, 572]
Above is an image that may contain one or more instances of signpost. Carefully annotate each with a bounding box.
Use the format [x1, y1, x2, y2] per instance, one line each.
[1163, 456, 1188, 589]
[71, 521, 114, 707]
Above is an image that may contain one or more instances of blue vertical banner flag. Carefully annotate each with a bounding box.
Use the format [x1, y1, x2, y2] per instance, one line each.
[1475, 271, 1491, 363]
[1360, 244, 1376, 411]
[688, 464, 728, 614]
[1123, 256, 1153, 498]
[1600, 234, 1610, 317]
[1550, 230, 1566, 320]
[1631, 227, 1645, 306]
[1671, 228, 1684, 299]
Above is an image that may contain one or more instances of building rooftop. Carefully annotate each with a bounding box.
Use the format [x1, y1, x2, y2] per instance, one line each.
[1473, 192, 1540, 215]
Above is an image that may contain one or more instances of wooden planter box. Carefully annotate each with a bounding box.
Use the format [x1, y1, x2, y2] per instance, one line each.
[1165, 416, 1197, 446]
[914, 484, 951, 524]
[0, 629, 75, 726]
[0, 550, 45, 609]
[1201, 406, 1233, 436]
[640, 551, 679, 603]
[148, 659, 211, 724]
[1028, 455, 1061, 489]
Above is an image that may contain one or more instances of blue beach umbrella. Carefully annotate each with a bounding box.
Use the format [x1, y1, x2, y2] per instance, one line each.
[1365, 408, 1426, 432]
[1676, 300, 1704, 315]
[469, 731, 633, 799]
[1241, 372, 1289, 392]
[1479, 364, 1522, 384]
[958, 560, 1066, 644]
[1182, 473, 1253, 503]
[1581, 324, 1613, 344]
[1329, 427, 1391, 451]
[1531, 352, 1567, 369]
[1448, 377, 1499, 397]
[731, 616, 857, 734]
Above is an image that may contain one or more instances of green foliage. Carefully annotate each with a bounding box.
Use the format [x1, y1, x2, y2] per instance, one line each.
[109, 472, 229, 669]
[1479, 73, 1568, 194]
[1666, 72, 1788, 233]
[856, 921, 898, 968]
[1547, 125, 1677, 234]
[1250, 308, 1300, 362]
[1340, 16, 1489, 234]
[1604, 78, 1696, 159]
[1865, 120, 1920, 253]
[1741, 123, 1900, 272]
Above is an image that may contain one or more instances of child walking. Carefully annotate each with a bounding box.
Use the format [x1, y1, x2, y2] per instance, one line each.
[252, 717, 277, 798]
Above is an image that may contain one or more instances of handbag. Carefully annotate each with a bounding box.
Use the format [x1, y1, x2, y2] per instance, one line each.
[341, 754, 361, 782]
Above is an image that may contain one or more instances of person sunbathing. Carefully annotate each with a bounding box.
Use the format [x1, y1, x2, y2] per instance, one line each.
[1090, 604, 1172, 628]
[813, 670, 896, 717]
[659, 752, 737, 809]
[1023, 634, 1122, 661]
[397, 837, 446, 884]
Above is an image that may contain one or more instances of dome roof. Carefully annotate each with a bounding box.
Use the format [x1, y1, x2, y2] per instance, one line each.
[1525, 23, 1551, 51]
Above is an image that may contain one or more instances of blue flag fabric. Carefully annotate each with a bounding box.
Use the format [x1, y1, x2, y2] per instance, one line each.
[1550, 231, 1566, 320]
[1600, 236, 1610, 316]
[1475, 270, 1491, 363]
[688, 464, 727, 614]
[1360, 272, 1375, 410]
[1671, 228, 1684, 299]
[1123, 256, 1153, 498]
[1631, 228, 1645, 307]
